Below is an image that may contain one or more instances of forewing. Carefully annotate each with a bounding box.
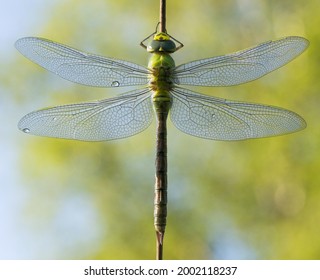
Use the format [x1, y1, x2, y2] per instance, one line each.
[170, 88, 306, 140]
[18, 88, 153, 141]
[15, 37, 149, 87]
[173, 36, 309, 86]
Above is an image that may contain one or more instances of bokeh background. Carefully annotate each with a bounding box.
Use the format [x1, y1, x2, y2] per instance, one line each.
[1, 0, 319, 259]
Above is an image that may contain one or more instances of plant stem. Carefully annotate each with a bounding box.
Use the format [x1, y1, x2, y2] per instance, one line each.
[159, 0, 166, 32]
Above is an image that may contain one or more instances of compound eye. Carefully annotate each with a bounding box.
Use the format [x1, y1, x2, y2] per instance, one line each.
[147, 40, 161, 53]
[161, 40, 176, 53]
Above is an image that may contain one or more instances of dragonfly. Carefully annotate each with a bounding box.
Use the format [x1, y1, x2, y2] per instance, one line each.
[15, 30, 308, 259]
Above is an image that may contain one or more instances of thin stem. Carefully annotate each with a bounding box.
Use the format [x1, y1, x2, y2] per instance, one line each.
[159, 0, 166, 32]
[154, 0, 168, 261]
[156, 231, 164, 260]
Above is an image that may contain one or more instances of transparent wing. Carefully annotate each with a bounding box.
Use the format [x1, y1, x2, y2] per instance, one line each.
[15, 37, 149, 87]
[18, 88, 153, 141]
[170, 88, 306, 140]
[173, 36, 309, 87]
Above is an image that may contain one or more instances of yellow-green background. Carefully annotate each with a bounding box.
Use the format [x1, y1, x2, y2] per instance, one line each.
[1, 0, 319, 259]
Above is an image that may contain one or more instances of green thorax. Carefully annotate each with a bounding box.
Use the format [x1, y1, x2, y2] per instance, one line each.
[147, 32, 176, 110]
[148, 53, 175, 93]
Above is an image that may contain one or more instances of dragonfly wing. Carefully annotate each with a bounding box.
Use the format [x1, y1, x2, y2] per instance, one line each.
[15, 37, 149, 87]
[18, 88, 153, 141]
[173, 36, 309, 86]
[170, 88, 306, 140]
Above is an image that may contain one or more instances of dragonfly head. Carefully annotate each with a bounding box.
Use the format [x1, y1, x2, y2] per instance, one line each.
[147, 32, 177, 53]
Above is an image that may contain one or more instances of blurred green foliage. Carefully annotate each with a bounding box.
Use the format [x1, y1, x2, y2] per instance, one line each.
[10, 0, 320, 259]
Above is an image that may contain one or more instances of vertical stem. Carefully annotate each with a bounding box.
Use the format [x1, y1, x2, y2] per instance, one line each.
[159, 0, 166, 32]
[153, 0, 168, 262]
[154, 109, 168, 260]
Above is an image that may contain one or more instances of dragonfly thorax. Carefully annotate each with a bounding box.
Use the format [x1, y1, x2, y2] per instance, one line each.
[147, 32, 176, 53]
[148, 52, 175, 93]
